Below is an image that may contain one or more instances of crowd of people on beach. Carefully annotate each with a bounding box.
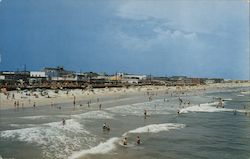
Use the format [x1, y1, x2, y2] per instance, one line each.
[1, 85, 250, 149]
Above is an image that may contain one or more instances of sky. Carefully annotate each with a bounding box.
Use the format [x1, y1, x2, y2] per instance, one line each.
[0, 0, 249, 79]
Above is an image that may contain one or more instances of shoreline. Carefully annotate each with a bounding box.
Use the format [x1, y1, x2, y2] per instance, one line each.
[0, 82, 249, 110]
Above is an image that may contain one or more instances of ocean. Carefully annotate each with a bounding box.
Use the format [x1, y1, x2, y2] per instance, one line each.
[0, 87, 250, 159]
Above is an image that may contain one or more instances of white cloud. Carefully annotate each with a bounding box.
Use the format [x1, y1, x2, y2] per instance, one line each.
[114, 25, 201, 55]
[116, 0, 249, 34]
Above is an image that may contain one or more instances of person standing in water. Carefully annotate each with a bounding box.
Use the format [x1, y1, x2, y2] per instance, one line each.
[136, 136, 141, 145]
[123, 137, 128, 145]
[62, 118, 66, 126]
[233, 109, 237, 115]
[73, 96, 76, 106]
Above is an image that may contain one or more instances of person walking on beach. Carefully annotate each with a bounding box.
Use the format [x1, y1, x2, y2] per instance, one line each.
[33, 102, 36, 108]
[99, 104, 102, 110]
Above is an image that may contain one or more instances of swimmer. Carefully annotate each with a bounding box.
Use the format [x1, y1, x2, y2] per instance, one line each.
[103, 123, 106, 129]
[103, 124, 110, 131]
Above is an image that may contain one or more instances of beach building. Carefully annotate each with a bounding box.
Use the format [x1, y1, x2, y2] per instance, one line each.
[118, 73, 147, 80]
[30, 71, 46, 78]
[115, 73, 147, 84]
[0, 71, 30, 89]
[29, 71, 47, 85]
[43, 67, 74, 80]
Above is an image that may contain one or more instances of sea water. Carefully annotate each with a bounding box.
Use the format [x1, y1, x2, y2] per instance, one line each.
[0, 87, 250, 159]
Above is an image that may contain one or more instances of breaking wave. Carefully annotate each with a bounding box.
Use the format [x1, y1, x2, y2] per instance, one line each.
[71, 110, 114, 119]
[69, 137, 119, 159]
[124, 123, 185, 135]
[0, 119, 96, 159]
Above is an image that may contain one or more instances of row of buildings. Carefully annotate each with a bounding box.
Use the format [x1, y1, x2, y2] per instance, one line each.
[0, 66, 226, 90]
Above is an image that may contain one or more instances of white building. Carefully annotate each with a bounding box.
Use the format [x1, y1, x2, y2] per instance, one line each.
[204, 79, 215, 84]
[30, 71, 46, 78]
[117, 73, 147, 80]
[0, 75, 5, 80]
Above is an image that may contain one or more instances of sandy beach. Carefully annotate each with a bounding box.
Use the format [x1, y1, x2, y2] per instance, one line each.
[1, 82, 249, 110]
[0, 81, 250, 159]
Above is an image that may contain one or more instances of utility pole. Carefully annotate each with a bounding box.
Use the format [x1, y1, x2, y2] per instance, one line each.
[150, 74, 152, 84]
[24, 64, 26, 72]
[116, 71, 118, 85]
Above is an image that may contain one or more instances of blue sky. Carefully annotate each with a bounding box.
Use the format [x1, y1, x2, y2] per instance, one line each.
[0, 0, 249, 79]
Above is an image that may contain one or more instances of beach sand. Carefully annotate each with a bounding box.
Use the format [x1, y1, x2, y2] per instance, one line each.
[0, 82, 249, 110]
[0, 82, 250, 159]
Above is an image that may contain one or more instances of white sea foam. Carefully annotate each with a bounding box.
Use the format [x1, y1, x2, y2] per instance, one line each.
[69, 137, 119, 159]
[9, 124, 36, 128]
[106, 101, 171, 116]
[19, 115, 48, 119]
[179, 102, 235, 113]
[71, 110, 114, 119]
[237, 94, 245, 97]
[223, 98, 232, 101]
[124, 123, 185, 135]
[1, 119, 95, 159]
[241, 91, 250, 94]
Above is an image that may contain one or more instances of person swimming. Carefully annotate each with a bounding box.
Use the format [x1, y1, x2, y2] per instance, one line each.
[177, 109, 180, 115]
[103, 123, 110, 131]
[106, 125, 110, 131]
[103, 123, 106, 129]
